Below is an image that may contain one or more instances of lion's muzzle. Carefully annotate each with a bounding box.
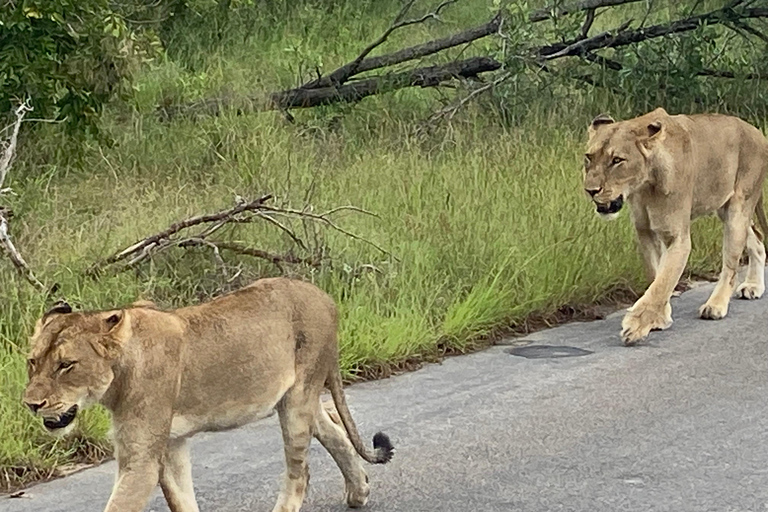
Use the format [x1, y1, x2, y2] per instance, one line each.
[595, 195, 624, 215]
[42, 405, 79, 431]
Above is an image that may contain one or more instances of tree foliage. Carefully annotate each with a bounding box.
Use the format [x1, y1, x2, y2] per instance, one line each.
[0, 0, 157, 133]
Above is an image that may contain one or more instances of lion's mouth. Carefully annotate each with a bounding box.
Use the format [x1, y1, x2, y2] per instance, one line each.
[595, 195, 624, 215]
[43, 405, 78, 431]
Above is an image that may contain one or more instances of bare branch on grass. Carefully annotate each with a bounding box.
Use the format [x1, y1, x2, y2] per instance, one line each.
[425, 71, 514, 123]
[88, 195, 392, 276]
[161, 57, 501, 119]
[0, 101, 47, 293]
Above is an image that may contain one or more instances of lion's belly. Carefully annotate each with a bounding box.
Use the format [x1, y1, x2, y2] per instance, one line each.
[170, 398, 282, 439]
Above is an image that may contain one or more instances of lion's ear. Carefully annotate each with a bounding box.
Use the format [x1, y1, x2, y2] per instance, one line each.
[638, 121, 665, 159]
[96, 310, 132, 358]
[588, 114, 615, 136]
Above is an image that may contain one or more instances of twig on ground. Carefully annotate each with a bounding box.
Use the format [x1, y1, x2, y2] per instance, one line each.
[89, 194, 392, 276]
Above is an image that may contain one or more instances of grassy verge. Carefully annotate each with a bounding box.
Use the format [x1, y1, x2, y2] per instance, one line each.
[0, 0, 753, 491]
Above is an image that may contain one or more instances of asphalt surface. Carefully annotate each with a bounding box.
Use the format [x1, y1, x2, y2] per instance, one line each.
[5, 274, 768, 512]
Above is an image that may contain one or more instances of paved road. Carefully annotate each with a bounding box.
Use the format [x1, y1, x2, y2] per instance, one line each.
[5, 276, 768, 512]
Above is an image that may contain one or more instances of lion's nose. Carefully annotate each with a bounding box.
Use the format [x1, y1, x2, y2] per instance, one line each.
[585, 187, 602, 198]
[24, 400, 48, 413]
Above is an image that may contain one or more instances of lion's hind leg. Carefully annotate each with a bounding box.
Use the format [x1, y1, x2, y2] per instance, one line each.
[700, 203, 752, 319]
[160, 438, 199, 512]
[273, 386, 321, 512]
[314, 399, 370, 508]
[736, 222, 766, 300]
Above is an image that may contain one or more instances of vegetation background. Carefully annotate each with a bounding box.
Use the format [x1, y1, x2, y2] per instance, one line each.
[1, 0, 767, 489]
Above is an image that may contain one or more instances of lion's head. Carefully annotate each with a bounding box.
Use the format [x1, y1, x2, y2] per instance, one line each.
[23, 302, 131, 435]
[583, 107, 671, 218]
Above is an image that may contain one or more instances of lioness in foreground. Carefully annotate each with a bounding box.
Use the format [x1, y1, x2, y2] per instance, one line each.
[23, 278, 394, 512]
[584, 107, 768, 345]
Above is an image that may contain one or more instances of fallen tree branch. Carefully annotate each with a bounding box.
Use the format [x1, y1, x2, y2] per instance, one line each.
[538, 5, 768, 60]
[160, 56, 501, 119]
[179, 239, 320, 267]
[88, 194, 273, 274]
[88, 195, 392, 276]
[302, 12, 502, 90]
[0, 101, 47, 293]
[272, 57, 501, 109]
[307, 0, 460, 89]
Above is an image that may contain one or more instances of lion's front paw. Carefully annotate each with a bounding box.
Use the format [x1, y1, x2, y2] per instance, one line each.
[621, 302, 672, 346]
[736, 282, 765, 300]
[698, 302, 728, 320]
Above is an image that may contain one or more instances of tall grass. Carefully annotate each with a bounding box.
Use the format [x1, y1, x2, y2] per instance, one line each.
[0, 0, 753, 489]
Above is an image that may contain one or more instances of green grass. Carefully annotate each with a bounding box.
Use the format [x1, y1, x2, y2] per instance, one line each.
[0, 0, 758, 490]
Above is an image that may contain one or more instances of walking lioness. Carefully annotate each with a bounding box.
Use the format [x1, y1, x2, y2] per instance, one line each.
[23, 278, 394, 512]
[584, 108, 768, 345]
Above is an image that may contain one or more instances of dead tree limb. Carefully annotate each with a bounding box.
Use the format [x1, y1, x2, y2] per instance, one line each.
[179, 239, 319, 267]
[538, 6, 768, 60]
[160, 57, 501, 119]
[301, 12, 502, 90]
[89, 195, 392, 276]
[0, 101, 47, 293]
[529, 0, 643, 23]
[304, 0, 460, 89]
[272, 57, 501, 109]
[88, 194, 273, 274]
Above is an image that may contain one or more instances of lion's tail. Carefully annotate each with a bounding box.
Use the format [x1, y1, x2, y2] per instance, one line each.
[756, 192, 768, 247]
[327, 369, 394, 464]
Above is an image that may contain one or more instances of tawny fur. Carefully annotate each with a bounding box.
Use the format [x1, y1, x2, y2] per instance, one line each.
[584, 107, 768, 345]
[23, 278, 393, 512]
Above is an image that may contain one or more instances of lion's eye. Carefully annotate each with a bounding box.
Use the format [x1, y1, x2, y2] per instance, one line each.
[57, 361, 76, 373]
[611, 156, 625, 165]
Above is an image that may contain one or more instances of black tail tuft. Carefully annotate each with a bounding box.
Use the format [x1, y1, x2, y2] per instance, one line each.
[372, 431, 395, 464]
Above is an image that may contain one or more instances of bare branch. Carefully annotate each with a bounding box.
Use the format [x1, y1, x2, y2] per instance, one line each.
[303, 0, 459, 89]
[259, 205, 394, 259]
[179, 239, 320, 267]
[0, 213, 46, 292]
[581, 8, 596, 38]
[0, 101, 31, 192]
[727, 18, 768, 44]
[538, 6, 768, 60]
[529, 0, 643, 23]
[161, 57, 501, 120]
[426, 71, 514, 123]
[89, 195, 273, 274]
[0, 101, 47, 293]
[89, 193, 393, 276]
[302, 12, 502, 90]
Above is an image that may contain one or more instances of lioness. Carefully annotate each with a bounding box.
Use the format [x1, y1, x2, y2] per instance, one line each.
[23, 278, 394, 512]
[584, 107, 768, 345]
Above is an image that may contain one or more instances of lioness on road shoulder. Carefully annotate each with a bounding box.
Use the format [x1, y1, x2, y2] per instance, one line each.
[23, 278, 394, 512]
[584, 107, 768, 346]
